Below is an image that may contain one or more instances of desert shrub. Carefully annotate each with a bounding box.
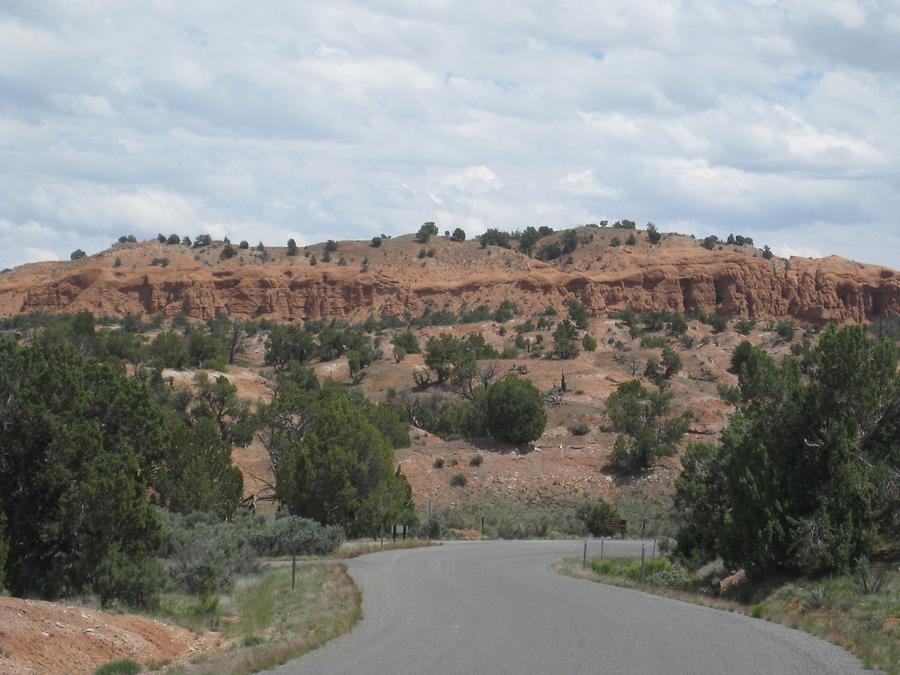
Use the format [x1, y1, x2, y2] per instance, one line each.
[640, 335, 666, 349]
[493, 300, 519, 323]
[610, 237, 621, 247]
[702, 313, 728, 333]
[776, 320, 796, 341]
[735, 318, 756, 335]
[469, 453, 483, 467]
[451, 228, 466, 242]
[450, 473, 467, 487]
[577, 499, 619, 536]
[158, 511, 258, 594]
[569, 421, 589, 436]
[433, 457, 445, 469]
[94, 660, 142, 675]
[626, 233, 637, 246]
[249, 515, 344, 557]
[646, 222, 661, 244]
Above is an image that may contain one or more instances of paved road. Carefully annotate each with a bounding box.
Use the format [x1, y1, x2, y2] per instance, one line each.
[271, 540, 866, 675]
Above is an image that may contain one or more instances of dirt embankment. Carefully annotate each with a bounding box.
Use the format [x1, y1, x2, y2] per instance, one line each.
[0, 596, 213, 675]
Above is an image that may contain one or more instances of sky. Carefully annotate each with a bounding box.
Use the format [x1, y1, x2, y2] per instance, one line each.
[1, 0, 899, 271]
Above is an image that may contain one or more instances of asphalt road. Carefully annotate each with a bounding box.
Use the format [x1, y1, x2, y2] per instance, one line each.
[271, 540, 866, 675]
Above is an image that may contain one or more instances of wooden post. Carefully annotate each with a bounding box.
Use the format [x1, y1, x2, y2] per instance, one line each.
[652, 538, 657, 559]
[640, 543, 646, 584]
[600, 536, 604, 560]
[291, 551, 297, 592]
[481, 516, 485, 539]
[582, 540, 587, 569]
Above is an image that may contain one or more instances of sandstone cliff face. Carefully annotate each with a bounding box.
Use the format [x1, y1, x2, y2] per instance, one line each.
[0, 236, 896, 323]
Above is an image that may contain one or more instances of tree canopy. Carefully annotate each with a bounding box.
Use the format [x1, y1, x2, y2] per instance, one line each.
[677, 326, 900, 576]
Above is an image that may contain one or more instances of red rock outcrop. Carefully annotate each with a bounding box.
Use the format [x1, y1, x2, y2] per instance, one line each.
[0, 234, 896, 323]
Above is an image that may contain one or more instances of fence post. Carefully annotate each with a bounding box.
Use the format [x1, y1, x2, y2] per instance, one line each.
[582, 540, 587, 570]
[652, 538, 657, 559]
[291, 550, 297, 592]
[640, 543, 646, 584]
[600, 536, 604, 560]
[481, 516, 485, 539]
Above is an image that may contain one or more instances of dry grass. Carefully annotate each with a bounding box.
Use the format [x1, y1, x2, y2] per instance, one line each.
[333, 539, 437, 559]
[555, 557, 900, 674]
[160, 563, 360, 674]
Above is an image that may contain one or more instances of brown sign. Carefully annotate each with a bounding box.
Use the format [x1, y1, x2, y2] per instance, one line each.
[607, 518, 627, 532]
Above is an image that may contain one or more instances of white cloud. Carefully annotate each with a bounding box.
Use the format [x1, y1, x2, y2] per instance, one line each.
[0, 0, 897, 270]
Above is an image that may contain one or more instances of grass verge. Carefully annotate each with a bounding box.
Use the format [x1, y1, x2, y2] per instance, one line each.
[554, 557, 899, 674]
[156, 562, 361, 674]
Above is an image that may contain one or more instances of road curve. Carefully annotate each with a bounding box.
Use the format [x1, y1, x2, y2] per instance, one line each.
[270, 540, 866, 675]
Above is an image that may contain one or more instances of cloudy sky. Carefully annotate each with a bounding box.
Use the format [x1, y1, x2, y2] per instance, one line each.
[1, 0, 899, 270]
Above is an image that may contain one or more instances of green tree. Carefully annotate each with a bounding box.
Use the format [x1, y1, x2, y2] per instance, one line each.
[568, 299, 589, 329]
[674, 442, 727, 563]
[552, 320, 580, 359]
[0, 340, 165, 604]
[287, 238, 298, 256]
[392, 330, 421, 354]
[157, 416, 243, 517]
[730, 339, 754, 373]
[424, 334, 469, 383]
[415, 222, 438, 243]
[166, 234, 180, 245]
[560, 230, 579, 254]
[578, 499, 620, 537]
[582, 333, 597, 352]
[668, 313, 688, 336]
[276, 383, 410, 536]
[70, 249, 87, 260]
[265, 324, 317, 371]
[517, 226, 540, 255]
[0, 510, 8, 589]
[479, 228, 512, 248]
[484, 375, 547, 445]
[647, 222, 661, 244]
[187, 328, 227, 370]
[661, 347, 682, 379]
[679, 327, 900, 575]
[451, 227, 467, 242]
[607, 380, 692, 471]
[370, 236, 382, 247]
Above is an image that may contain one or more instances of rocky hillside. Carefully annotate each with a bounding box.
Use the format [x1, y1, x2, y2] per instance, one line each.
[1, 227, 897, 323]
